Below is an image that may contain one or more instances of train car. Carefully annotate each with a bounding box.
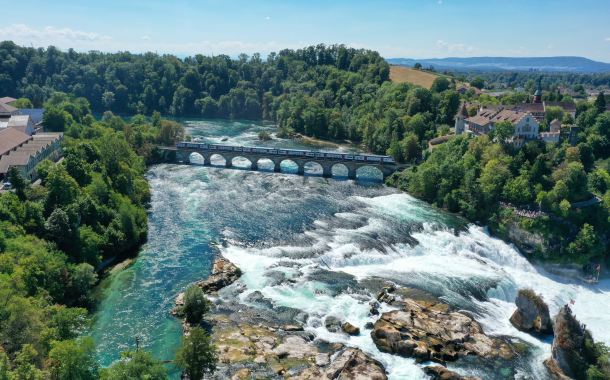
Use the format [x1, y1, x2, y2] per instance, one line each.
[343, 155, 354, 160]
[253, 148, 268, 154]
[315, 153, 325, 158]
[177, 142, 186, 148]
[269, 149, 278, 155]
[305, 152, 315, 158]
[288, 150, 305, 157]
[326, 153, 342, 160]
[186, 143, 199, 149]
[219, 145, 233, 151]
[382, 157, 396, 164]
[209, 145, 218, 150]
[366, 156, 382, 162]
[198, 144, 209, 149]
[354, 155, 365, 161]
[242, 147, 252, 153]
[278, 150, 287, 155]
[234, 147, 243, 152]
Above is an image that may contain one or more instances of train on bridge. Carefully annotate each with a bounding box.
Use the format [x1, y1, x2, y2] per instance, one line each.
[176, 142, 396, 164]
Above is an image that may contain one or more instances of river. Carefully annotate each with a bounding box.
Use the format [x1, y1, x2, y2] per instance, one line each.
[90, 119, 610, 379]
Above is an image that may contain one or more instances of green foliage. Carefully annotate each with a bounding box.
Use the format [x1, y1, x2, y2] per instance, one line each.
[494, 120, 516, 143]
[43, 108, 73, 132]
[173, 327, 217, 380]
[8, 167, 27, 202]
[48, 338, 99, 380]
[470, 77, 485, 90]
[258, 130, 271, 141]
[594, 91, 606, 113]
[430, 76, 449, 93]
[180, 285, 211, 324]
[101, 350, 168, 380]
[545, 106, 565, 125]
[13, 98, 33, 108]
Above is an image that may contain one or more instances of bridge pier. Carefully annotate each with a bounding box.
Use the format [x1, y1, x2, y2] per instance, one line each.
[274, 162, 282, 172]
[348, 168, 356, 179]
[226, 161, 232, 168]
[202, 153, 212, 166]
[297, 165, 305, 175]
[322, 165, 332, 177]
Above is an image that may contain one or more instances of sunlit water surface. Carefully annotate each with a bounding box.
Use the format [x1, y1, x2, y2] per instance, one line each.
[90, 119, 610, 379]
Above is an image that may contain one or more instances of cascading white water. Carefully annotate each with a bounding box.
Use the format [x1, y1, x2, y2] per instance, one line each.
[91, 119, 609, 380]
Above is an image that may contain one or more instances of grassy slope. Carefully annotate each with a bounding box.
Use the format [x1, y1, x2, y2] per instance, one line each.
[389, 66, 439, 89]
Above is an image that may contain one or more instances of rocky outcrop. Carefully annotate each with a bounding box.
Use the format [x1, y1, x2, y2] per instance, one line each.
[289, 348, 387, 380]
[545, 306, 584, 380]
[424, 366, 483, 380]
[174, 255, 241, 308]
[196, 255, 242, 294]
[342, 322, 360, 336]
[371, 298, 514, 365]
[325, 316, 342, 333]
[510, 289, 552, 334]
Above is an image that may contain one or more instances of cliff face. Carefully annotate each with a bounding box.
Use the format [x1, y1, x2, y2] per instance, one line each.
[510, 289, 552, 334]
[544, 306, 583, 380]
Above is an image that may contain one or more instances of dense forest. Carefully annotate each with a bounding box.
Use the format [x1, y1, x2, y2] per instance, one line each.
[388, 96, 610, 268]
[450, 69, 610, 90]
[0, 95, 215, 378]
[0, 40, 461, 156]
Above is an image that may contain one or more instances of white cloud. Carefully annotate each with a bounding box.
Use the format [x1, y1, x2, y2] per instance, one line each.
[438, 1, 442, 3]
[141, 36, 150, 40]
[548, 44, 555, 48]
[265, 17, 270, 20]
[606, 38, 610, 41]
[0, 24, 111, 42]
[437, 40, 478, 54]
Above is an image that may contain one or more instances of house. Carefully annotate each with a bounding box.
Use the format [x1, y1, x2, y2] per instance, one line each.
[515, 87, 526, 92]
[514, 103, 545, 122]
[0, 97, 17, 105]
[19, 109, 45, 126]
[457, 86, 483, 96]
[586, 89, 600, 96]
[6, 115, 36, 135]
[549, 119, 562, 133]
[0, 155, 36, 181]
[0, 102, 21, 119]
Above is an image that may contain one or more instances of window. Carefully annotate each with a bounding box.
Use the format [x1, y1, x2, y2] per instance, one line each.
[527, 118, 529, 122]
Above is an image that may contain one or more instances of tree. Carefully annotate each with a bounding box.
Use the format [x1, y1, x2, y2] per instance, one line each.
[101, 111, 114, 123]
[430, 76, 449, 93]
[48, 338, 98, 380]
[13, 345, 45, 380]
[567, 223, 604, 262]
[101, 350, 168, 380]
[494, 120, 515, 143]
[14, 98, 33, 108]
[258, 130, 271, 141]
[559, 199, 571, 218]
[413, 63, 422, 69]
[402, 134, 419, 162]
[180, 284, 211, 324]
[545, 106, 564, 125]
[102, 91, 115, 110]
[173, 327, 217, 380]
[594, 91, 606, 113]
[43, 108, 74, 132]
[45, 165, 80, 214]
[8, 166, 27, 201]
[562, 112, 574, 125]
[467, 106, 478, 117]
[470, 77, 485, 90]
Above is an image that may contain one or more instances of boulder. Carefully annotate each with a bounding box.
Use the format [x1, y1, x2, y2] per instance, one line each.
[315, 353, 331, 366]
[325, 316, 342, 333]
[230, 368, 251, 380]
[282, 324, 304, 332]
[509, 289, 552, 334]
[290, 348, 387, 380]
[195, 256, 242, 294]
[342, 322, 360, 336]
[371, 298, 511, 364]
[273, 335, 319, 359]
[424, 366, 483, 380]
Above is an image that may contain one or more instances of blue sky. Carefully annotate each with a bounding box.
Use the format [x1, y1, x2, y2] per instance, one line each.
[2, 0, 610, 62]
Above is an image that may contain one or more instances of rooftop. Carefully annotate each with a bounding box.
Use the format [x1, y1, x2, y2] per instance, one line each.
[0, 154, 31, 174]
[0, 102, 18, 114]
[0, 128, 32, 156]
[0, 97, 17, 104]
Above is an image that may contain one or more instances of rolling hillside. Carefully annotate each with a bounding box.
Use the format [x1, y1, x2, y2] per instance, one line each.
[387, 56, 610, 73]
[389, 66, 438, 88]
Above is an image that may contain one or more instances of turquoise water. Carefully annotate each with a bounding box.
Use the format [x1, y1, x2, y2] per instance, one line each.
[90, 119, 610, 380]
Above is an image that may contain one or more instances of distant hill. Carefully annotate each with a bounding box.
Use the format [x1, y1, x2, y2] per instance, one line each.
[386, 56, 610, 73]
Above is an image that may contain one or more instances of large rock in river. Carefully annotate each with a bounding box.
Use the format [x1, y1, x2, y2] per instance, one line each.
[544, 305, 584, 380]
[196, 255, 242, 294]
[289, 348, 387, 380]
[510, 289, 552, 334]
[371, 298, 512, 364]
[424, 366, 483, 380]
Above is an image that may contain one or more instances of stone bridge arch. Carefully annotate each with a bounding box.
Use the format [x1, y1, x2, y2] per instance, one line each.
[356, 165, 384, 181]
[303, 161, 323, 176]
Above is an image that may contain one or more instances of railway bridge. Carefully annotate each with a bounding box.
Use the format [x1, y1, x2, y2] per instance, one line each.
[158, 146, 408, 179]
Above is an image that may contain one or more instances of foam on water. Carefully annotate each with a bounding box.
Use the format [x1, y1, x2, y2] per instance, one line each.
[91, 119, 610, 380]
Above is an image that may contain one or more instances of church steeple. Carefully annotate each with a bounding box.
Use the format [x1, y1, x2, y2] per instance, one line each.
[533, 75, 543, 104]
